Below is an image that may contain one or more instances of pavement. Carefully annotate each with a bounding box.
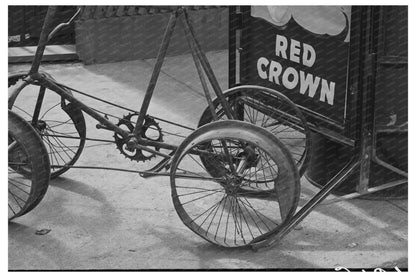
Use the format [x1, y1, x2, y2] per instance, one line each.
[8, 45, 77, 63]
[8, 50, 408, 270]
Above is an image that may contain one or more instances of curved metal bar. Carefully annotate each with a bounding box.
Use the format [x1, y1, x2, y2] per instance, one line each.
[8, 77, 31, 110]
[251, 156, 360, 250]
[372, 154, 408, 178]
[47, 8, 81, 42]
[216, 84, 313, 174]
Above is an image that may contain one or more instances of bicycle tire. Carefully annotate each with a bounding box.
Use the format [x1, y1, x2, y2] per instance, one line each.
[170, 120, 300, 248]
[9, 110, 51, 220]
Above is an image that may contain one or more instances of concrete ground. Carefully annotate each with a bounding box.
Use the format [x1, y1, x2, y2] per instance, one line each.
[8, 51, 408, 270]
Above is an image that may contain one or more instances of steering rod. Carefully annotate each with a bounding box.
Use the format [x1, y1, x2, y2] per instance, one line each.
[47, 8, 81, 42]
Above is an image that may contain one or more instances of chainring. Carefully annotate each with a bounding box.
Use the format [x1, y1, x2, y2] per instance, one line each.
[114, 113, 163, 162]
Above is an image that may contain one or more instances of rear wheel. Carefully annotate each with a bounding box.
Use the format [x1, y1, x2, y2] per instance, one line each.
[199, 85, 310, 177]
[8, 75, 86, 178]
[9, 110, 51, 220]
[170, 120, 300, 248]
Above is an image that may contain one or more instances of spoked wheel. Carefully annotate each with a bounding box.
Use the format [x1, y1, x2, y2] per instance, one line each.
[199, 85, 311, 177]
[8, 73, 86, 179]
[170, 121, 300, 248]
[9, 110, 51, 220]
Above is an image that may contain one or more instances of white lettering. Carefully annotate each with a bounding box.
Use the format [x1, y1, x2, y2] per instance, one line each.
[269, 60, 283, 84]
[282, 67, 298, 89]
[255, 57, 337, 106]
[275, 35, 288, 59]
[320, 79, 335, 105]
[274, 35, 316, 67]
[303, 43, 316, 67]
[290, 39, 301, 64]
[257, 57, 269, 80]
[299, 71, 320, 97]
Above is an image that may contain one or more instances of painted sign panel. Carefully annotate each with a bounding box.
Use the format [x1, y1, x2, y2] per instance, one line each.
[245, 6, 351, 124]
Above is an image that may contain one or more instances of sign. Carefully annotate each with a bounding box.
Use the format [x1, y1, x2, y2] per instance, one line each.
[245, 6, 351, 124]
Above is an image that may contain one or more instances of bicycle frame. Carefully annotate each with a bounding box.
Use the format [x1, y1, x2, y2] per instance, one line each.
[8, 6, 408, 251]
[16, 6, 236, 161]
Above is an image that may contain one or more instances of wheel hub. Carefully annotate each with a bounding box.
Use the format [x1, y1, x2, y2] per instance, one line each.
[33, 120, 47, 132]
[224, 173, 243, 195]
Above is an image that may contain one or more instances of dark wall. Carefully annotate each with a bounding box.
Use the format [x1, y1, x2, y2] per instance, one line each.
[8, 6, 76, 47]
[374, 6, 408, 128]
[75, 6, 229, 64]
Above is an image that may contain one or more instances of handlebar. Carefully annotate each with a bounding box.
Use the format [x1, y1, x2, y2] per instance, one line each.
[29, 6, 81, 74]
[47, 8, 81, 42]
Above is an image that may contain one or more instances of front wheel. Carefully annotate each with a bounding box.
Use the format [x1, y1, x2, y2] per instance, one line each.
[170, 120, 300, 248]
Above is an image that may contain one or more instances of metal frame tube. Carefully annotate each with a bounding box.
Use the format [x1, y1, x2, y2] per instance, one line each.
[35, 75, 187, 159]
[321, 179, 408, 205]
[34, 74, 130, 138]
[182, 21, 218, 120]
[180, 9, 234, 120]
[251, 157, 360, 250]
[133, 11, 178, 136]
[31, 86, 46, 125]
[29, 6, 58, 74]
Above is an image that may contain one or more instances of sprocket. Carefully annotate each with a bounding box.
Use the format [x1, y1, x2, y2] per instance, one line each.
[114, 113, 163, 162]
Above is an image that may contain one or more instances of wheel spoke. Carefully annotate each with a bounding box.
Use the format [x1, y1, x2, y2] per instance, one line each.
[177, 188, 223, 197]
[8, 189, 27, 208]
[47, 118, 74, 128]
[239, 196, 278, 229]
[13, 105, 33, 118]
[48, 131, 77, 157]
[40, 102, 60, 119]
[8, 203, 17, 216]
[174, 90, 303, 247]
[8, 177, 31, 188]
[8, 180, 31, 194]
[10, 86, 85, 178]
[180, 190, 223, 206]
[187, 194, 226, 226]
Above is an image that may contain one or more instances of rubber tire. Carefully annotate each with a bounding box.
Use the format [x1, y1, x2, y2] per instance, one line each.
[170, 120, 300, 248]
[9, 110, 51, 220]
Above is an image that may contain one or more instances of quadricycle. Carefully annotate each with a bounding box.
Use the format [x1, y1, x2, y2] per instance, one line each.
[9, 6, 406, 250]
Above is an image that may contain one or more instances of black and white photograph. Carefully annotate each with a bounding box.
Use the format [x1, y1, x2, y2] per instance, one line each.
[7, 2, 409, 271]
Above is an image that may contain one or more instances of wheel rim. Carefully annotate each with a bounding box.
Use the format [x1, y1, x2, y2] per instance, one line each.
[199, 87, 308, 176]
[172, 136, 295, 247]
[8, 135, 33, 219]
[9, 110, 51, 220]
[9, 82, 85, 178]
